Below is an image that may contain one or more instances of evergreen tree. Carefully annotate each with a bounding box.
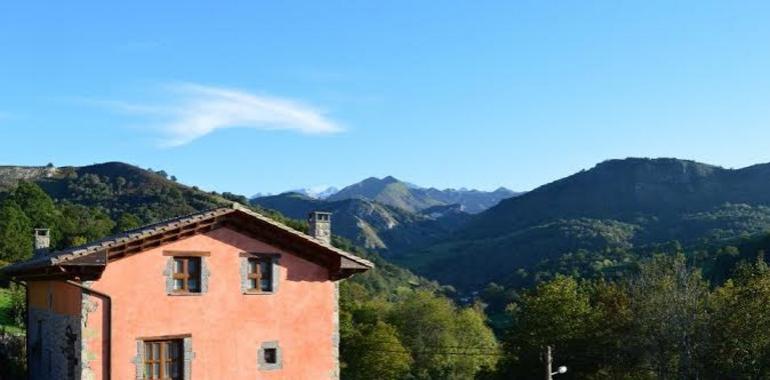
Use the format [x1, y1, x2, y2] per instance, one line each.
[11, 181, 59, 245]
[0, 199, 33, 263]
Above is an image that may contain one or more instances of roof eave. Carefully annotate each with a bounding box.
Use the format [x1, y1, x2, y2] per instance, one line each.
[2, 204, 374, 281]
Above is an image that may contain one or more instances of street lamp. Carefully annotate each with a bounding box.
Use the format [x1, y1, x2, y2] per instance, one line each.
[545, 345, 568, 379]
[551, 365, 568, 376]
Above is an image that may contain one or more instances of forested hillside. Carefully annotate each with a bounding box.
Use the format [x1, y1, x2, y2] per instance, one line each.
[8, 159, 770, 378]
[404, 158, 770, 290]
[0, 162, 499, 380]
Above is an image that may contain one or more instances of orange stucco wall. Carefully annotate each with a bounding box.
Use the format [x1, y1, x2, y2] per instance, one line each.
[84, 227, 337, 380]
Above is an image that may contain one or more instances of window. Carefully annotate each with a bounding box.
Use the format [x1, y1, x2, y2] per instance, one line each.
[247, 257, 273, 292]
[263, 348, 277, 364]
[164, 251, 209, 295]
[258, 341, 282, 370]
[172, 257, 201, 293]
[143, 340, 183, 380]
[240, 253, 279, 294]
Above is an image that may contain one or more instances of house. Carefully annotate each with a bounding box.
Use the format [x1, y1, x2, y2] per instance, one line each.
[1, 204, 373, 380]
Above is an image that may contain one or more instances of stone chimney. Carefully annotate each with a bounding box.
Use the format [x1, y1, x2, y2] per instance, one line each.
[308, 211, 332, 244]
[34, 228, 50, 256]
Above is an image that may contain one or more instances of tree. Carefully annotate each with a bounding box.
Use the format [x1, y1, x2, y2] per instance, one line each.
[8, 282, 26, 326]
[451, 306, 499, 377]
[388, 291, 461, 379]
[584, 280, 637, 378]
[481, 282, 517, 316]
[115, 176, 127, 195]
[56, 203, 116, 247]
[627, 254, 709, 379]
[222, 192, 249, 205]
[114, 212, 142, 232]
[342, 321, 412, 380]
[0, 199, 33, 263]
[11, 181, 59, 244]
[340, 283, 413, 380]
[500, 276, 594, 378]
[707, 257, 770, 378]
[388, 291, 498, 380]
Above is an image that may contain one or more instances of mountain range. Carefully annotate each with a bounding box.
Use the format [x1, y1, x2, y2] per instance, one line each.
[325, 176, 518, 214]
[0, 162, 430, 295]
[7, 158, 770, 295]
[401, 158, 770, 290]
[250, 176, 517, 255]
[254, 186, 339, 200]
[251, 192, 469, 253]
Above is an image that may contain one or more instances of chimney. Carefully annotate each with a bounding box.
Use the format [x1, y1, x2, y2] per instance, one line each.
[308, 211, 332, 244]
[34, 228, 50, 256]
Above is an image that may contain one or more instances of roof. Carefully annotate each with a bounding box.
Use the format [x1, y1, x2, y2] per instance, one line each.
[1, 203, 373, 281]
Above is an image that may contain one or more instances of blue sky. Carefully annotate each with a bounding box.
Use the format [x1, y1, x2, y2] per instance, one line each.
[1, 1, 770, 195]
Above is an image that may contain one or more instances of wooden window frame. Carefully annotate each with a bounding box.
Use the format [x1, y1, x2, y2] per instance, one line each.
[142, 338, 183, 380]
[171, 257, 202, 294]
[240, 253, 279, 295]
[246, 257, 273, 293]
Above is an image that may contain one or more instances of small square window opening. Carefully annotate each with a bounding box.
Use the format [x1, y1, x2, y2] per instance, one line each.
[263, 348, 277, 364]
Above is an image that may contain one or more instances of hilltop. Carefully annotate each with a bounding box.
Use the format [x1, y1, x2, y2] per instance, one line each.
[401, 158, 770, 290]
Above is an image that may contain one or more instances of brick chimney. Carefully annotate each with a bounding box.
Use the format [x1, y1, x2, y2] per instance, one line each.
[308, 211, 332, 244]
[34, 228, 50, 256]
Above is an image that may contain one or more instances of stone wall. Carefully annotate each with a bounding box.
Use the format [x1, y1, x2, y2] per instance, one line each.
[80, 292, 99, 380]
[28, 306, 81, 380]
[330, 281, 340, 380]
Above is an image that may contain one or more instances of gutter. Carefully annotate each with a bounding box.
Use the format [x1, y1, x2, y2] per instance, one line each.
[65, 280, 111, 380]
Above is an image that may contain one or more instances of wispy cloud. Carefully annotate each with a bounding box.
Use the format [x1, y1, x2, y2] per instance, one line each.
[92, 83, 343, 147]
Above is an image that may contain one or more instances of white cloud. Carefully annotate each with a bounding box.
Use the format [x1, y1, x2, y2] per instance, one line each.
[98, 83, 343, 147]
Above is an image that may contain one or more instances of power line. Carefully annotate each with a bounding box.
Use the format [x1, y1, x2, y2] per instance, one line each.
[354, 339, 500, 350]
[353, 348, 506, 356]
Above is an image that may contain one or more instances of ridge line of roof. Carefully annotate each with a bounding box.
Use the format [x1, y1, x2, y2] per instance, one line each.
[2, 203, 373, 275]
[229, 203, 374, 267]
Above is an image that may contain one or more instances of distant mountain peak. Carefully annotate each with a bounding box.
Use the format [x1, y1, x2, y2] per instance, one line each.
[325, 176, 519, 214]
[257, 176, 520, 214]
[283, 186, 338, 200]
